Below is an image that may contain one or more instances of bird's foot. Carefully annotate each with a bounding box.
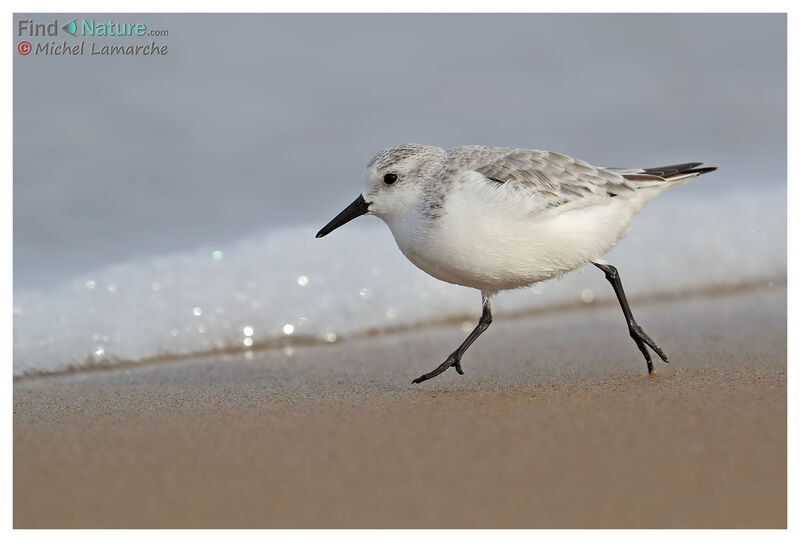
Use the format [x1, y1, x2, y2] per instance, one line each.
[629, 323, 668, 374]
[412, 352, 464, 384]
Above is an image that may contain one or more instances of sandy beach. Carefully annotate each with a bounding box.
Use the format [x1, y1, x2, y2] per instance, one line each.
[13, 285, 786, 528]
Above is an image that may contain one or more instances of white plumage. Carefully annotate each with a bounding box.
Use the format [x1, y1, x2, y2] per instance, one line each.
[317, 144, 716, 383]
[364, 145, 707, 292]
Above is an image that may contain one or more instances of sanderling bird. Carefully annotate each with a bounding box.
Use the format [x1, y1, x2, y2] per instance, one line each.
[316, 145, 716, 384]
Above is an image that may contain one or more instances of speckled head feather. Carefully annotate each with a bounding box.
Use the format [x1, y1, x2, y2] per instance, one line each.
[360, 145, 448, 222]
[367, 144, 438, 169]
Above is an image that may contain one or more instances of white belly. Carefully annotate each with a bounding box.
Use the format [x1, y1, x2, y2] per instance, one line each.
[388, 182, 651, 292]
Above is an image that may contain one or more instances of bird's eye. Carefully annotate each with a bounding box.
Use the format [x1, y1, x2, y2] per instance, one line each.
[383, 173, 398, 185]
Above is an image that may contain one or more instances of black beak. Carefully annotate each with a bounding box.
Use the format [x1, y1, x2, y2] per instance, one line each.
[316, 195, 370, 238]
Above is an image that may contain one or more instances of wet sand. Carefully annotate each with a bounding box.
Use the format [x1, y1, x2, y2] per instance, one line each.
[13, 286, 786, 528]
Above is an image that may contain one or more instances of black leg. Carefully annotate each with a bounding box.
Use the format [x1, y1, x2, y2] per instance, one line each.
[593, 262, 668, 374]
[412, 292, 493, 384]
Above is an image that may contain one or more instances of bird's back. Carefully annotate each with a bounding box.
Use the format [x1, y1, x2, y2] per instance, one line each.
[396, 147, 715, 292]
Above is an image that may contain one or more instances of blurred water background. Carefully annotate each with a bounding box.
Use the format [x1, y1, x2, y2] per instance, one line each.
[13, 14, 786, 376]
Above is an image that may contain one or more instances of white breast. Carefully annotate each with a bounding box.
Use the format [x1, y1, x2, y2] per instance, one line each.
[386, 173, 655, 292]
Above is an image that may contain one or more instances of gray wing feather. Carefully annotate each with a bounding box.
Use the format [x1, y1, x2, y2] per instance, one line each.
[451, 147, 638, 206]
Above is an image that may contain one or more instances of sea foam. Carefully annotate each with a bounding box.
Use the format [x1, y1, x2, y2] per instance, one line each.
[13, 187, 785, 377]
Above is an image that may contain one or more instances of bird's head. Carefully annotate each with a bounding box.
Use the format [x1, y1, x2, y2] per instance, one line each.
[316, 144, 445, 238]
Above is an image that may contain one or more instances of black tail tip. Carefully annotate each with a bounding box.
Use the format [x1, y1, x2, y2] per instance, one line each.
[642, 163, 717, 178]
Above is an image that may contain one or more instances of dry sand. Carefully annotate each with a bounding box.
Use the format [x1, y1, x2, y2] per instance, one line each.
[14, 285, 786, 528]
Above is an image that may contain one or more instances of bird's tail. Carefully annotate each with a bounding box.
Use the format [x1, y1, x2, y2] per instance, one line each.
[606, 162, 717, 189]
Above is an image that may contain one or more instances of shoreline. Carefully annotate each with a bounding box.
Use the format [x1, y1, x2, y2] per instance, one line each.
[14, 285, 787, 528]
[14, 274, 785, 382]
